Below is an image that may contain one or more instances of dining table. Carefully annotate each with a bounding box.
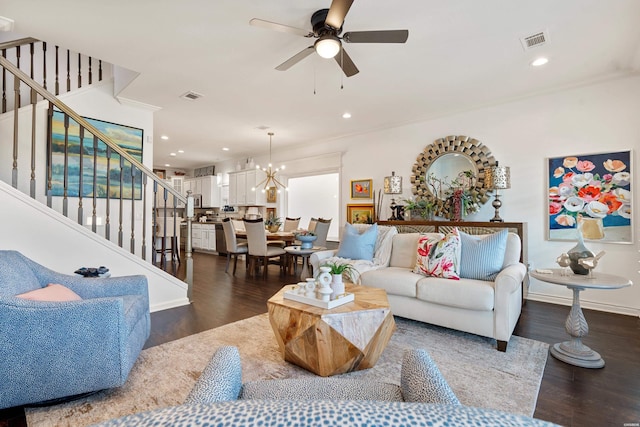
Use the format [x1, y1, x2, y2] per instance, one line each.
[235, 230, 297, 245]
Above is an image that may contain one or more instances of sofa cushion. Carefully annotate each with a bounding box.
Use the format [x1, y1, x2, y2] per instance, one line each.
[413, 229, 461, 280]
[416, 276, 494, 311]
[459, 230, 508, 281]
[502, 232, 522, 268]
[389, 233, 443, 268]
[337, 223, 378, 261]
[350, 223, 397, 267]
[360, 267, 420, 298]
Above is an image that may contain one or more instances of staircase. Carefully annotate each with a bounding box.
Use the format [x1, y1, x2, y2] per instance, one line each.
[0, 36, 195, 308]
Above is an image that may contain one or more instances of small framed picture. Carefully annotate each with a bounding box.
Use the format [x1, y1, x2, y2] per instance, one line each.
[266, 186, 277, 203]
[347, 204, 375, 224]
[350, 179, 372, 199]
[266, 207, 276, 219]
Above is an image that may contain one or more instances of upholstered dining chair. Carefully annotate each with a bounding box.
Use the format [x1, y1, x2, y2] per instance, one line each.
[283, 217, 301, 232]
[155, 217, 181, 273]
[222, 218, 248, 275]
[243, 218, 287, 279]
[312, 218, 332, 247]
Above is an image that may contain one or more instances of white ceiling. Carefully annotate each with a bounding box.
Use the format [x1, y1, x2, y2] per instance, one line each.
[3, 0, 640, 169]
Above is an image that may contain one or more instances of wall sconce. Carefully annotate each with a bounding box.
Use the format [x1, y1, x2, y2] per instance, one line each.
[484, 163, 511, 222]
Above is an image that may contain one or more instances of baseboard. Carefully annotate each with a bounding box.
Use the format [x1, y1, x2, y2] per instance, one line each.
[150, 297, 190, 313]
[526, 292, 640, 317]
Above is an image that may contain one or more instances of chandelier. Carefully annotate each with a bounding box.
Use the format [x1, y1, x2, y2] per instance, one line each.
[254, 132, 287, 193]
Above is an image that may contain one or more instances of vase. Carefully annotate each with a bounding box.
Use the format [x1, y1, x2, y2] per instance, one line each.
[331, 274, 345, 300]
[297, 234, 317, 249]
[567, 232, 594, 275]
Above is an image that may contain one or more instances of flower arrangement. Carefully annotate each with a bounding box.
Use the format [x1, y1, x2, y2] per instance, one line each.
[294, 229, 316, 237]
[264, 216, 282, 227]
[548, 154, 631, 234]
[428, 170, 479, 220]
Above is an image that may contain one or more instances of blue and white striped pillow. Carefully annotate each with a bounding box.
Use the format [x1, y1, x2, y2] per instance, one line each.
[459, 230, 508, 281]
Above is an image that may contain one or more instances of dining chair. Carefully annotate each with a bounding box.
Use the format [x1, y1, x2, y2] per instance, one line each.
[243, 218, 287, 279]
[313, 218, 332, 247]
[222, 218, 248, 275]
[155, 217, 181, 273]
[283, 217, 301, 232]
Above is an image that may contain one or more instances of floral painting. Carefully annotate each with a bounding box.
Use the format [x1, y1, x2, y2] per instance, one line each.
[548, 150, 632, 243]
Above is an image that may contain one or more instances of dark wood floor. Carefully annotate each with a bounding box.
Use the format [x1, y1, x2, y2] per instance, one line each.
[2, 251, 638, 427]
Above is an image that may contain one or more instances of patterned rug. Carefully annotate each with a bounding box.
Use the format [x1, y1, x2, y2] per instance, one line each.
[26, 313, 549, 426]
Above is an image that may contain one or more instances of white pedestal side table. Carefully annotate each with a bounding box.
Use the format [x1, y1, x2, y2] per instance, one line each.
[529, 268, 632, 368]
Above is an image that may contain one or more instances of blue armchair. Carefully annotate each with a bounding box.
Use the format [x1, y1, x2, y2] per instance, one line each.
[0, 250, 150, 409]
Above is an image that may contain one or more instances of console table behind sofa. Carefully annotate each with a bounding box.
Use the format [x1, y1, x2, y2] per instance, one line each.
[378, 221, 529, 301]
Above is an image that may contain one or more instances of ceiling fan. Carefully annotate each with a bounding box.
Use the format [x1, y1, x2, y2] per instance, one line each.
[250, 0, 409, 77]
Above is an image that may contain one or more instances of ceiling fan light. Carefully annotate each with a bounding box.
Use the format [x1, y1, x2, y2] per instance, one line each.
[315, 36, 341, 59]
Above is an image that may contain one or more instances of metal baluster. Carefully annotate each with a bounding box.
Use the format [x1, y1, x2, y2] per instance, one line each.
[130, 163, 136, 254]
[92, 135, 98, 233]
[105, 146, 111, 240]
[12, 74, 20, 188]
[152, 180, 158, 265]
[2, 49, 6, 113]
[77, 126, 84, 224]
[118, 155, 124, 247]
[55, 46, 59, 95]
[30, 85, 37, 198]
[88, 57, 92, 84]
[62, 114, 69, 216]
[29, 42, 34, 79]
[141, 175, 148, 260]
[77, 53, 81, 88]
[42, 42, 47, 90]
[66, 49, 70, 92]
[46, 103, 53, 207]
[98, 60, 102, 81]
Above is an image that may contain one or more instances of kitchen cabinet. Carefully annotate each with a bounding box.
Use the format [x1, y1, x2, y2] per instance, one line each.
[228, 169, 266, 206]
[191, 223, 217, 252]
[185, 176, 221, 208]
[155, 177, 184, 208]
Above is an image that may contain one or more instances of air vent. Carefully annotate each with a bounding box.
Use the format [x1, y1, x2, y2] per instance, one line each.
[180, 91, 204, 101]
[520, 31, 548, 50]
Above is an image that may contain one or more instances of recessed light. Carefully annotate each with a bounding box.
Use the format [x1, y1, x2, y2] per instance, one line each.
[531, 57, 549, 67]
[177, 150, 184, 153]
[342, 112, 352, 119]
[164, 163, 170, 167]
[170, 152, 177, 157]
[160, 135, 169, 140]
[222, 147, 230, 151]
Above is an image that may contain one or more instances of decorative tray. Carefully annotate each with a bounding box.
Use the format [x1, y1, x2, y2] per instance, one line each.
[283, 287, 355, 309]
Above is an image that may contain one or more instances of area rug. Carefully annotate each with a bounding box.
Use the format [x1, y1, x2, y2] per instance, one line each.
[26, 314, 549, 426]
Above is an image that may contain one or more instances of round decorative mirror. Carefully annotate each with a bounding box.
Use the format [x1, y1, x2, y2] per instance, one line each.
[410, 135, 496, 219]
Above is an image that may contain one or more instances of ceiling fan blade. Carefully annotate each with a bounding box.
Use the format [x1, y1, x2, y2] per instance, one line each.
[343, 30, 409, 43]
[325, 0, 354, 29]
[249, 18, 314, 38]
[275, 46, 315, 71]
[334, 47, 359, 77]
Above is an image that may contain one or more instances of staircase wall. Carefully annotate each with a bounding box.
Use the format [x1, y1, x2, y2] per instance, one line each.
[0, 78, 189, 312]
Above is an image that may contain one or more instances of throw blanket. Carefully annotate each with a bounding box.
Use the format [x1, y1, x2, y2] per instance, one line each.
[311, 224, 398, 283]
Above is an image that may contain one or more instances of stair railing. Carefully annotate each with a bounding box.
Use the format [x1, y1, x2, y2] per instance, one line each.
[0, 54, 194, 297]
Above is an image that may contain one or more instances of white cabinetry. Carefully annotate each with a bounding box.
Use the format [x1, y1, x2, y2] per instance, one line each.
[191, 224, 216, 251]
[185, 176, 221, 208]
[228, 169, 266, 206]
[156, 177, 184, 208]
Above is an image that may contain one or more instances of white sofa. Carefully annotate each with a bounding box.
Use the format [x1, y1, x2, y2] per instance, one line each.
[310, 225, 526, 351]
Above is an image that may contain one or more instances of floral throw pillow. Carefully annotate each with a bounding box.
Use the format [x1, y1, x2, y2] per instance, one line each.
[412, 228, 461, 280]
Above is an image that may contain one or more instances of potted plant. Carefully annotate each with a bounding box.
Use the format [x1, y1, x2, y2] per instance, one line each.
[264, 216, 282, 233]
[402, 198, 435, 220]
[321, 261, 356, 298]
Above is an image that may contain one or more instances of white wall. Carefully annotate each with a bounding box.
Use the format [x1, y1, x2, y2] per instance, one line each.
[224, 76, 639, 316]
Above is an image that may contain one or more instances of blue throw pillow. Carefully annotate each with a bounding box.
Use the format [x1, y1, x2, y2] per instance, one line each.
[459, 229, 508, 281]
[336, 223, 378, 261]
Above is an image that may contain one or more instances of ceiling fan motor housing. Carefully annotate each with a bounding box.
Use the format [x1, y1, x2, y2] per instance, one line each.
[311, 9, 342, 36]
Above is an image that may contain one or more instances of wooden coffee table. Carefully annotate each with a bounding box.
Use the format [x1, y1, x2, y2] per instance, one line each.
[267, 284, 395, 377]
